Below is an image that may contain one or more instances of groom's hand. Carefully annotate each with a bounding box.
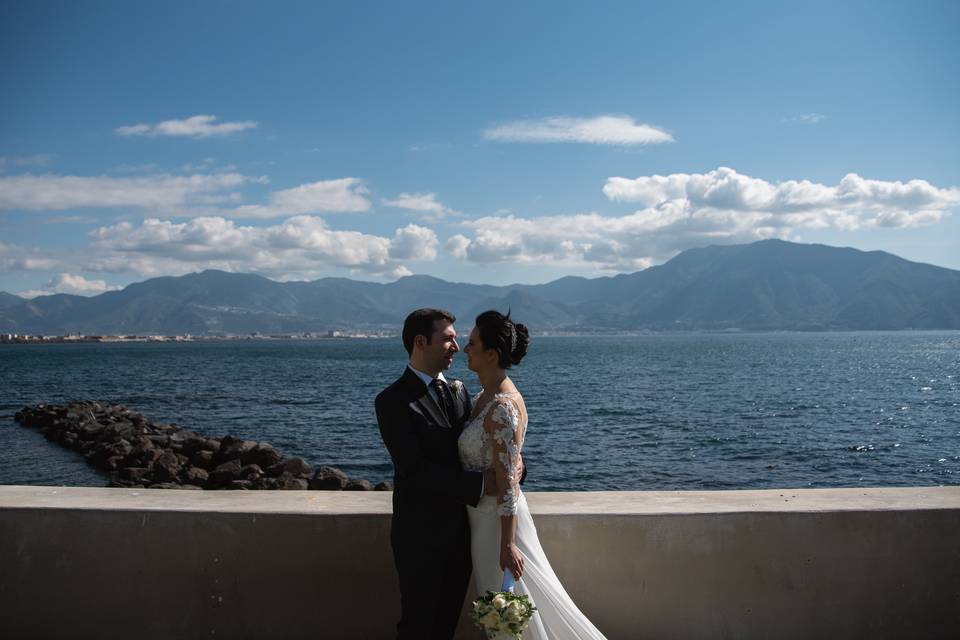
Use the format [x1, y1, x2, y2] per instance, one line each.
[483, 468, 498, 496]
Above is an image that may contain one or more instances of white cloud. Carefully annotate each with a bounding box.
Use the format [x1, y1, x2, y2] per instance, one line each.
[0, 241, 61, 271]
[382, 192, 461, 221]
[484, 115, 674, 146]
[179, 158, 218, 172]
[604, 167, 959, 228]
[44, 215, 98, 224]
[448, 210, 674, 272]
[784, 113, 826, 125]
[0, 154, 54, 172]
[383, 192, 445, 214]
[17, 273, 120, 299]
[446, 234, 471, 260]
[232, 178, 371, 218]
[85, 215, 436, 279]
[108, 162, 162, 174]
[389, 224, 439, 260]
[116, 115, 257, 138]
[389, 265, 413, 278]
[0, 172, 374, 219]
[448, 168, 958, 272]
[0, 173, 259, 211]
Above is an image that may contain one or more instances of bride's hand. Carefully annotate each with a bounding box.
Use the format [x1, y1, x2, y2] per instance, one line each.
[499, 542, 524, 580]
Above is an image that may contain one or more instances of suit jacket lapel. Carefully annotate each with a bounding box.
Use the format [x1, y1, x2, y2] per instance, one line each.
[449, 380, 470, 432]
[402, 367, 452, 429]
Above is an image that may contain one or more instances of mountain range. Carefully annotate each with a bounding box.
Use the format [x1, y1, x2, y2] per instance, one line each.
[2, 239, 959, 335]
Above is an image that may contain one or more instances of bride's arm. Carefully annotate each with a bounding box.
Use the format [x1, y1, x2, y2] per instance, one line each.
[485, 398, 525, 578]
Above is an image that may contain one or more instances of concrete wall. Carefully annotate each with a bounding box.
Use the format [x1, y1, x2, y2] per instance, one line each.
[1, 486, 958, 639]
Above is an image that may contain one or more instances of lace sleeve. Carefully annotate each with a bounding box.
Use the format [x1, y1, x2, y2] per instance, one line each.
[484, 396, 523, 517]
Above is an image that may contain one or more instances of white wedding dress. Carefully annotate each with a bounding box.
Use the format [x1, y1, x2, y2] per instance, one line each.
[458, 392, 608, 640]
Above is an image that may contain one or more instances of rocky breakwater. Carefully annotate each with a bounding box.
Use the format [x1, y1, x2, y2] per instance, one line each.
[14, 401, 391, 492]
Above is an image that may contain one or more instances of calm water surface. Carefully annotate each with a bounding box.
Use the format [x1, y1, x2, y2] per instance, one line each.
[1, 333, 958, 490]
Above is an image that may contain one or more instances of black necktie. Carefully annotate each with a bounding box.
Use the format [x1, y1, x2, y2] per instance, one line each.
[431, 378, 452, 424]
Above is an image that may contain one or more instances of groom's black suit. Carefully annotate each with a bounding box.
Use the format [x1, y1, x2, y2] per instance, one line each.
[376, 366, 483, 640]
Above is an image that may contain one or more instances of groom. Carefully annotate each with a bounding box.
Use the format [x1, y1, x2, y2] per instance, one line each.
[375, 308, 491, 639]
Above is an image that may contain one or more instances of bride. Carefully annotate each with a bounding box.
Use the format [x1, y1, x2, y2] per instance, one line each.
[459, 310, 608, 639]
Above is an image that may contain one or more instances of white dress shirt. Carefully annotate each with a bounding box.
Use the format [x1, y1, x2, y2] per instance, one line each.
[406, 364, 448, 404]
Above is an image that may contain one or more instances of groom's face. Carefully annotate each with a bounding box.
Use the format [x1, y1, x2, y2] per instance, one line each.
[425, 320, 459, 371]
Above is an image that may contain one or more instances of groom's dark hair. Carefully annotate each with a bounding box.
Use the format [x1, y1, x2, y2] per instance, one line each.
[403, 308, 456, 356]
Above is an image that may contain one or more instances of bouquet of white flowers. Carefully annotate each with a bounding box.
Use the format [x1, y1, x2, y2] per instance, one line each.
[471, 571, 537, 639]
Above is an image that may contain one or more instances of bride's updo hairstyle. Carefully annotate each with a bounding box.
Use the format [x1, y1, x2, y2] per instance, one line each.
[475, 310, 530, 369]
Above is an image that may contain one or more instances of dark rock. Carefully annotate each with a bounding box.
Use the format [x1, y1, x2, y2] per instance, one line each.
[107, 477, 139, 488]
[243, 443, 282, 468]
[148, 434, 171, 448]
[374, 481, 393, 491]
[113, 439, 134, 457]
[276, 472, 309, 490]
[218, 436, 258, 462]
[267, 457, 312, 479]
[168, 429, 201, 451]
[17, 407, 55, 428]
[345, 479, 373, 491]
[104, 455, 126, 471]
[132, 435, 155, 451]
[130, 424, 152, 437]
[309, 466, 348, 490]
[88, 441, 132, 467]
[182, 467, 209, 486]
[119, 467, 151, 482]
[152, 451, 183, 483]
[191, 450, 215, 469]
[208, 459, 243, 488]
[239, 464, 263, 482]
[127, 447, 162, 468]
[214, 436, 252, 463]
[78, 422, 105, 441]
[181, 434, 218, 456]
[256, 477, 279, 490]
[213, 459, 242, 475]
[101, 421, 135, 441]
[15, 401, 357, 494]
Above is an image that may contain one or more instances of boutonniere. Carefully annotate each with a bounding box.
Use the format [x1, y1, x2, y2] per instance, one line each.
[450, 379, 464, 395]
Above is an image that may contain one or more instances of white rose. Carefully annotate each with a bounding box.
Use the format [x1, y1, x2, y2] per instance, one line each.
[492, 595, 507, 609]
[481, 611, 501, 627]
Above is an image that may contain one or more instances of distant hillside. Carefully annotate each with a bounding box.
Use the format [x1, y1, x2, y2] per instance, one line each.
[0, 292, 23, 309]
[2, 240, 959, 334]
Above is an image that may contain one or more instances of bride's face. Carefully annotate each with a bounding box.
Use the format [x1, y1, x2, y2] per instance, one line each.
[464, 326, 492, 373]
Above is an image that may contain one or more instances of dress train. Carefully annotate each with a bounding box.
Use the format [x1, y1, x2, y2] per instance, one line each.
[468, 493, 607, 640]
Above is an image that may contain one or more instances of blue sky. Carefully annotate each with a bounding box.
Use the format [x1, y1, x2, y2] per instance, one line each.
[1, 0, 958, 297]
